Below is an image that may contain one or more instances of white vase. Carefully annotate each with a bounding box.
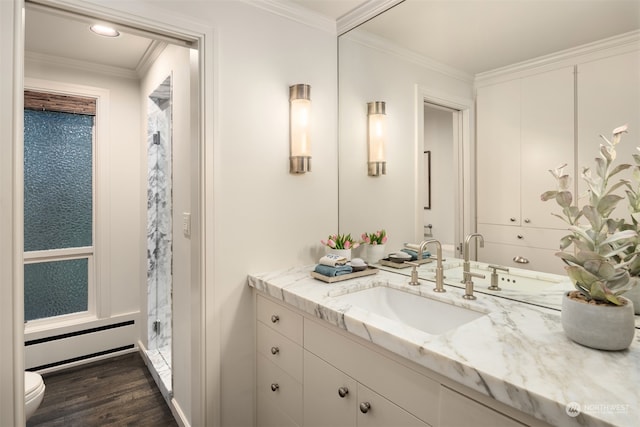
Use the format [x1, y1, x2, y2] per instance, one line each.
[561, 291, 635, 351]
[365, 244, 385, 264]
[326, 248, 351, 261]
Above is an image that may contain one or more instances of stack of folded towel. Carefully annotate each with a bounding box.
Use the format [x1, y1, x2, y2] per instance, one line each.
[314, 254, 353, 277]
[401, 245, 431, 260]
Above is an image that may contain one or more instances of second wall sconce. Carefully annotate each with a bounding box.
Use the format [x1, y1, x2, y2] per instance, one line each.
[367, 101, 387, 176]
[289, 84, 311, 174]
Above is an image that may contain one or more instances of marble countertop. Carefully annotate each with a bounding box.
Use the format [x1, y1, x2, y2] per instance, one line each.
[248, 265, 639, 427]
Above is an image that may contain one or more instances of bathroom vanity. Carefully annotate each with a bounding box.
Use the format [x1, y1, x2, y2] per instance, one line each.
[248, 264, 639, 427]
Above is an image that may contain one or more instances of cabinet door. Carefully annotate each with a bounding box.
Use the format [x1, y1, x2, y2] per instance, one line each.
[477, 79, 521, 226]
[357, 383, 428, 427]
[521, 66, 574, 229]
[577, 51, 640, 220]
[439, 386, 525, 427]
[256, 353, 302, 426]
[304, 350, 357, 427]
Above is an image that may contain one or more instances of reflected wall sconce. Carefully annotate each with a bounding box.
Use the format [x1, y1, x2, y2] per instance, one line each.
[367, 101, 386, 176]
[289, 84, 311, 174]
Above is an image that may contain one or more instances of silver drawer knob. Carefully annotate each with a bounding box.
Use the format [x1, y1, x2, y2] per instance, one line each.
[509, 217, 516, 222]
[359, 402, 371, 414]
[513, 256, 530, 264]
[271, 314, 279, 323]
[270, 383, 279, 392]
[270, 346, 279, 355]
[524, 218, 531, 223]
[338, 387, 349, 398]
[517, 234, 523, 239]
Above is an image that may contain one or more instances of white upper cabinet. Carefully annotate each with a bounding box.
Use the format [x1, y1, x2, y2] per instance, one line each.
[477, 66, 574, 229]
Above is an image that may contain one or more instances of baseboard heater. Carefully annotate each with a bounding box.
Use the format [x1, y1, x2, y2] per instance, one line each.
[25, 318, 138, 372]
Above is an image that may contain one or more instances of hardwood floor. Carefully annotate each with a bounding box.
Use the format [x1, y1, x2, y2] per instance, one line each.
[27, 352, 178, 427]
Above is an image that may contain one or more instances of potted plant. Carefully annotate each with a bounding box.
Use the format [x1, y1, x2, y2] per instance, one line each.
[321, 233, 360, 260]
[541, 125, 637, 350]
[361, 229, 388, 264]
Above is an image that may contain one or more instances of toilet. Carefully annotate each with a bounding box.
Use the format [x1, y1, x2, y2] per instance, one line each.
[25, 371, 45, 420]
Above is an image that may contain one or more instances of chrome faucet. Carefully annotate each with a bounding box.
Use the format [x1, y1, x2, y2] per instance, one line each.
[462, 233, 484, 283]
[419, 239, 445, 292]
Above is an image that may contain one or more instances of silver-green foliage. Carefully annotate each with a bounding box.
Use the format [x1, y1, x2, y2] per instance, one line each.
[541, 125, 638, 305]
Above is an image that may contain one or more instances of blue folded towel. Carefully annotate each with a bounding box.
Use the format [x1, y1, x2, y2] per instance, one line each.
[314, 264, 353, 277]
[400, 248, 430, 260]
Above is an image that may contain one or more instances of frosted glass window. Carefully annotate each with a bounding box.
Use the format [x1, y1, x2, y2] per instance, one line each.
[24, 110, 93, 251]
[24, 258, 89, 321]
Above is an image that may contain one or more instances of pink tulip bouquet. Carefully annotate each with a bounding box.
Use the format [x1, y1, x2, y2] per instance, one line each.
[321, 233, 360, 250]
[361, 229, 387, 245]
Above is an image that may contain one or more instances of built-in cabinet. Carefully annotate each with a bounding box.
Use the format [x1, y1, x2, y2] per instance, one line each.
[255, 294, 549, 427]
[476, 46, 640, 275]
[477, 66, 574, 274]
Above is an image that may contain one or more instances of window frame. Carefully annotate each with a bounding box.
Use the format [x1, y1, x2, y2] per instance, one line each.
[23, 79, 110, 332]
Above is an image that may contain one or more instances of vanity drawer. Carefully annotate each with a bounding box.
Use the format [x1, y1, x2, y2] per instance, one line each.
[256, 352, 303, 426]
[257, 294, 303, 345]
[478, 223, 565, 250]
[304, 318, 439, 426]
[257, 321, 303, 382]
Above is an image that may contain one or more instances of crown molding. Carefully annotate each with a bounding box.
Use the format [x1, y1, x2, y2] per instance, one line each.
[241, 0, 337, 34]
[135, 40, 168, 77]
[25, 51, 139, 80]
[343, 29, 474, 83]
[476, 30, 640, 85]
[337, 0, 403, 36]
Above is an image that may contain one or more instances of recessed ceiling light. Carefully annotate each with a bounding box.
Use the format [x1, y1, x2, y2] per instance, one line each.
[90, 24, 120, 38]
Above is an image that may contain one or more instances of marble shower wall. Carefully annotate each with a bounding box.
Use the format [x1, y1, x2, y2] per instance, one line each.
[147, 75, 172, 359]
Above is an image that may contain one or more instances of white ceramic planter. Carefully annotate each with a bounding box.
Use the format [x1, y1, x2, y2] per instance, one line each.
[325, 248, 352, 261]
[623, 283, 640, 315]
[561, 292, 635, 351]
[364, 244, 385, 264]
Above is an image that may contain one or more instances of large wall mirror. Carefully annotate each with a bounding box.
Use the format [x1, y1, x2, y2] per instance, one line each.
[338, 0, 640, 263]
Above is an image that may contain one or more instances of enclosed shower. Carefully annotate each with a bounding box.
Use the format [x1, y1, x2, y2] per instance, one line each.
[146, 75, 173, 396]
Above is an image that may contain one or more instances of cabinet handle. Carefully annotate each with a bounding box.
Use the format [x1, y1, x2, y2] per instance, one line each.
[517, 234, 524, 239]
[270, 346, 279, 355]
[513, 256, 530, 264]
[359, 402, 371, 414]
[270, 383, 279, 392]
[270, 314, 279, 323]
[509, 217, 516, 222]
[338, 387, 349, 398]
[524, 218, 531, 223]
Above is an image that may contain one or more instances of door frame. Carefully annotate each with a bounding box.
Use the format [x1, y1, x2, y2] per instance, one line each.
[414, 85, 474, 257]
[6, 0, 215, 425]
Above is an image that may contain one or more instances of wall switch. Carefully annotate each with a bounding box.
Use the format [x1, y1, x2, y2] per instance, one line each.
[182, 212, 191, 238]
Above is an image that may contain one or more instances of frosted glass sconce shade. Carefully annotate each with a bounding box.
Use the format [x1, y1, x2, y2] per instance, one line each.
[367, 101, 386, 176]
[289, 84, 311, 174]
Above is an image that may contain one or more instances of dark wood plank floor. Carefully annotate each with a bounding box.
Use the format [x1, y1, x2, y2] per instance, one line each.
[27, 352, 178, 427]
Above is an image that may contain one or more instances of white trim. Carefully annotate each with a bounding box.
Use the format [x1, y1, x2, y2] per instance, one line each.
[23, 246, 93, 261]
[343, 28, 474, 83]
[240, 0, 337, 34]
[475, 30, 640, 86]
[415, 85, 473, 253]
[337, 0, 403, 35]
[25, 51, 139, 80]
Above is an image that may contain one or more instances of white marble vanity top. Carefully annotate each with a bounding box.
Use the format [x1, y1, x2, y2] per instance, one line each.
[248, 265, 639, 427]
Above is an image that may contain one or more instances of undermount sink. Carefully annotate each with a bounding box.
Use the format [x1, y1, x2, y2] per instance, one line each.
[332, 286, 486, 335]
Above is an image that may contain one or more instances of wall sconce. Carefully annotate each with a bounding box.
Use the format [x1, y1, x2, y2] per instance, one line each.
[289, 84, 311, 174]
[367, 101, 387, 176]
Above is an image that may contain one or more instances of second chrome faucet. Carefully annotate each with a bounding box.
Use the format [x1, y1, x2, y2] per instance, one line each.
[461, 233, 485, 299]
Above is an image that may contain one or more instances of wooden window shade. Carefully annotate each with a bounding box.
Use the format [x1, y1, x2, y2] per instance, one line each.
[24, 90, 96, 116]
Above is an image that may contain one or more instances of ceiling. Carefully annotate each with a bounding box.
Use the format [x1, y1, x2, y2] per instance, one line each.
[26, 1, 640, 76]
[296, 0, 640, 75]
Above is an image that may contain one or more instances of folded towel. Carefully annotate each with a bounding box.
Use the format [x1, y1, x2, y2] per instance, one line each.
[400, 248, 430, 260]
[319, 254, 348, 266]
[314, 264, 353, 277]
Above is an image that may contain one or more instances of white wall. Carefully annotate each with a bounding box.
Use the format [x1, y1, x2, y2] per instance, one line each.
[140, 43, 193, 421]
[338, 31, 474, 253]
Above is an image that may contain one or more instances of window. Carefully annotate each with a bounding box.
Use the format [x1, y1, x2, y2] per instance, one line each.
[23, 91, 96, 322]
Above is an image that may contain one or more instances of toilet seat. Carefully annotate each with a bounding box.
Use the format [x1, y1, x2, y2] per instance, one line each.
[25, 371, 45, 405]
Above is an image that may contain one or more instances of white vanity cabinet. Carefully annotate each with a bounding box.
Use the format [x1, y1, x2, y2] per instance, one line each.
[255, 293, 551, 427]
[256, 295, 304, 426]
[476, 66, 574, 272]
